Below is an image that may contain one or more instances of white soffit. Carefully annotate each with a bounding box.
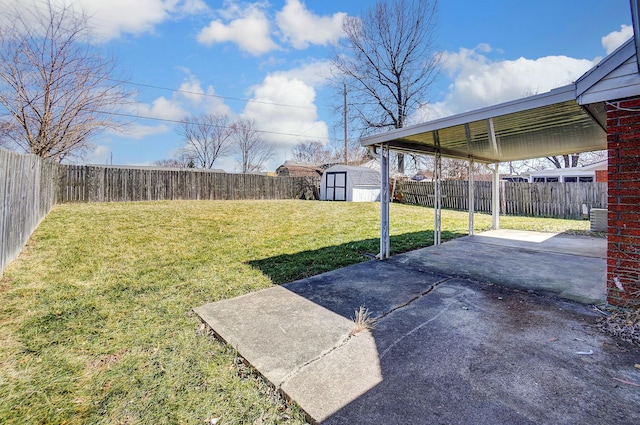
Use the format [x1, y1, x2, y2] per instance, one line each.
[361, 86, 606, 163]
[361, 38, 640, 164]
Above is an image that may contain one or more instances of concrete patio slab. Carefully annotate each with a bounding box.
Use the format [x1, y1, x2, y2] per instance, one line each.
[389, 231, 606, 304]
[194, 231, 639, 424]
[468, 229, 606, 258]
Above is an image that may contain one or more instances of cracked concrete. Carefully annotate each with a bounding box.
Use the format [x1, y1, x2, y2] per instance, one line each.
[194, 230, 640, 424]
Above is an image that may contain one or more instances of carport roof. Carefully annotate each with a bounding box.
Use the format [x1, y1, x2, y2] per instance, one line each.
[360, 38, 640, 164]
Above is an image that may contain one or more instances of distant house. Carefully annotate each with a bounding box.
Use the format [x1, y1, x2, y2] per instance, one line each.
[522, 160, 607, 183]
[275, 161, 324, 177]
[411, 170, 434, 182]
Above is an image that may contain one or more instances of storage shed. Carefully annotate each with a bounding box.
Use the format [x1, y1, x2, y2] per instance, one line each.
[320, 165, 381, 202]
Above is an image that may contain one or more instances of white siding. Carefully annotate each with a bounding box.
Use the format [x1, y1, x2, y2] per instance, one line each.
[352, 186, 381, 202]
[579, 56, 640, 104]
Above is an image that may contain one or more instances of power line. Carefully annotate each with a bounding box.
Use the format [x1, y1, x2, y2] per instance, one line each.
[108, 78, 320, 111]
[104, 110, 336, 142]
[7, 57, 323, 111]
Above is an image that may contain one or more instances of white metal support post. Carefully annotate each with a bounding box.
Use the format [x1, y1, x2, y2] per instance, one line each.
[468, 158, 475, 236]
[380, 144, 390, 259]
[486, 117, 501, 230]
[434, 132, 442, 246]
[491, 164, 500, 230]
[464, 123, 475, 236]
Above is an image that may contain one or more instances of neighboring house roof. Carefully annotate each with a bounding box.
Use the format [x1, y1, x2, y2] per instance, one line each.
[323, 165, 381, 186]
[412, 171, 434, 181]
[276, 162, 323, 177]
[360, 38, 640, 164]
[523, 160, 607, 178]
[578, 160, 607, 171]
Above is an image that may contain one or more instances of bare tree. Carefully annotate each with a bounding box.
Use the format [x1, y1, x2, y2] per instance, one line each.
[411, 154, 491, 180]
[505, 150, 607, 174]
[177, 113, 232, 169]
[543, 151, 606, 169]
[291, 141, 336, 164]
[231, 118, 274, 174]
[153, 154, 194, 169]
[333, 0, 440, 174]
[0, 120, 13, 148]
[0, 0, 129, 162]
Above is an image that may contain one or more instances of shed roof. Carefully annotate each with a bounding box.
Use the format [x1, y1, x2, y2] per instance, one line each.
[360, 38, 640, 164]
[323, 165, 381, 186]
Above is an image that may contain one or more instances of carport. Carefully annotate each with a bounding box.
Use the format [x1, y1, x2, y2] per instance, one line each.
[361, 35, 640, 306]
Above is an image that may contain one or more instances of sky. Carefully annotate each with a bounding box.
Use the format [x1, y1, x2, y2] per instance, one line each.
[1, 0, 635, 172]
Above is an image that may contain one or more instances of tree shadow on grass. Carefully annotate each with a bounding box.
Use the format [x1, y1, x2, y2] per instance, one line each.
[247, 230, 466, 285]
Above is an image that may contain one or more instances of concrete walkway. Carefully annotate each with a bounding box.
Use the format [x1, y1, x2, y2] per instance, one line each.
[194, 230, 640, 424]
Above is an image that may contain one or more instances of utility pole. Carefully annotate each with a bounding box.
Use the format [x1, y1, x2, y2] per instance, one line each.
[343, 82, 348, 164]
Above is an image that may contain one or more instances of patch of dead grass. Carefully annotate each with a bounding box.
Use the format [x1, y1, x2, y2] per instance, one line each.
[351, 305, 376, 335]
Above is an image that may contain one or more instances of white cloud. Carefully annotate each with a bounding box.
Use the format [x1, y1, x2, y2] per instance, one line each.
[269, 60, 334, 87]
[0, 0, 209, 42]
[242, 69, 330, 170]
[414, 45, 596, 122]
[122, 72, 231, 140]
[85, 144, 111, 164]
[276, 0, 346, 49]
[197, 2, 279, 55]
[175, 73, 232, 115]
[602, 24, 633, 54]
[133, 96, 189, 121]
[121, 123, 171, 139]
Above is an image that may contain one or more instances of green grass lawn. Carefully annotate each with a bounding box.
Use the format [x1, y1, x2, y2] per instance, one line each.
[0, 200, 590, 424]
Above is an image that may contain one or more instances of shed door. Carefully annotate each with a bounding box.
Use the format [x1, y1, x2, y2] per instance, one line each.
[325, 171, 347, 201]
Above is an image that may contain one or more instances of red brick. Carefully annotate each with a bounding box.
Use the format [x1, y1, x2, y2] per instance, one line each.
[618, 98, 640, 109]
[618, 164, 640, 173]
[618, 227, 640, 237]
[607, 249, 640, 261]
[606, 110, 627, 121]
[619, 132, 640, 142]
[615, 198, 640, 205]
[608, 234, 640, 244]
[607, 188, 636, 197]
[611, 172, 640, 182]
[607, 258, 640, 271]
[618, 143, 640, 152]
[618, 180, 640, 190]
[607, 219, 636, 228]
[620, 116, 640, 126]
[608, 155, 640, 165]
[619, 213, 640, 223]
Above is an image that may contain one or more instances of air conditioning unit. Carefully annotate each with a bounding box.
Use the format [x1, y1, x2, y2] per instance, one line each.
[590, 208, 607, 232]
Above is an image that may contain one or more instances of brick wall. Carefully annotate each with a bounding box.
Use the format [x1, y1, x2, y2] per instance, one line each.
[595, 169, 608, 183]
[606, 97, 640, 307]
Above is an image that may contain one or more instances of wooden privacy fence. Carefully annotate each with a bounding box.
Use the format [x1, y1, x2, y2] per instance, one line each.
[397, 180, 607, 219]
[0, 150, 320, 276]
[56, 165, 320, 203]
[0, 148, 58, 275]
